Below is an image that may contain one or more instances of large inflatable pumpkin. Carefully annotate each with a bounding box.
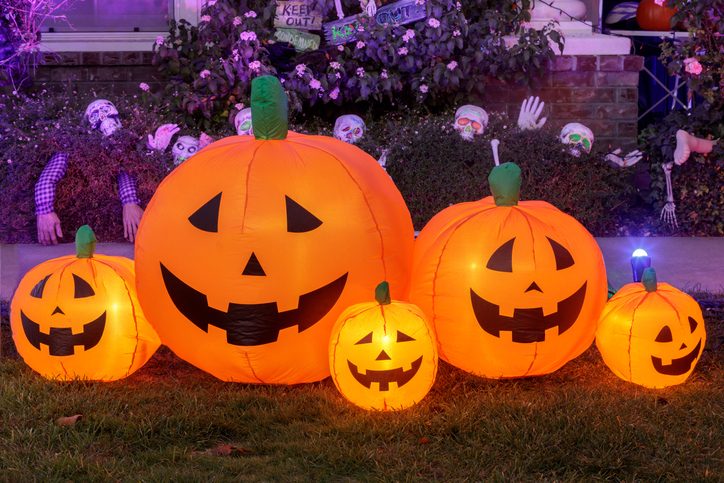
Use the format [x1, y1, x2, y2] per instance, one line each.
[134, 76, 414, 384]
[596, 268, 706, 389]
[329, 282, 438, 411]
[10, 226, 159, 381]
[409, 163, 607, 378]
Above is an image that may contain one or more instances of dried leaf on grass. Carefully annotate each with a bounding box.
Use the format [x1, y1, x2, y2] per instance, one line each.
[195, 443, 252, 458]
[55, 414, 83, 426]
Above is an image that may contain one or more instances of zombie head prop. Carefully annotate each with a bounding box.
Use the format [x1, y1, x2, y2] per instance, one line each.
[84, 99, 122, 137]
[334, 115, 366, 144]
[560, 122, 594, 157]
[234, 108, 253, 136]
[172, 135, 200, 165]
[454, 105, 489, 141]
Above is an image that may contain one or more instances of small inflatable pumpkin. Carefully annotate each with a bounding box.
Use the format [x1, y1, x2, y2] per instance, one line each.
[409, 163, 607, 378]
[329, 282, 438, 411]
[10, 226, 160, 381]
[135, 76, 414, 384]
[596, 268, 706, 389]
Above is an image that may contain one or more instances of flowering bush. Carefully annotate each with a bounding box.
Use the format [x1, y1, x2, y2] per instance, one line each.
[152, 0, 561, 129]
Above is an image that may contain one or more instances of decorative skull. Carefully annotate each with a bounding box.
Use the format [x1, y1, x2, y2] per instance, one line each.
[84, 99, 122, 137]
[334, 115, 366, 144]
[454, 105, 489, 141]
[560, 122, 594, 157]
[172, 135, 200, 165]
[234, 108, 253, 136]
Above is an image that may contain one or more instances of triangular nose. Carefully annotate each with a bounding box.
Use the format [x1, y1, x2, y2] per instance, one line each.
[525, 282, 543, 293]
[376, 350, 391, 361]
[679, 342, 687, 350]
[242, 252, 266, 276]
[52, 306, 64, 315]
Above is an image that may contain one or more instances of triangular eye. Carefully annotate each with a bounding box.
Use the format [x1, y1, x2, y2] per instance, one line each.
[688, 317, 698, 332]
[396, 330, 415, 342]
[486, 238, 514, 272]
[189, 193, 222, 232]
[73, 274, 95, 298]
[30, 275, 51, 298]
[286, 196, 322, 233]
[547, 237, 574, 270]
[655, 326, 673, 343]
[355, 332, 373, 345]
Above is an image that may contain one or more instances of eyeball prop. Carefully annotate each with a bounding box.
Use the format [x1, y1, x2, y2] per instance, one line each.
[454, 105, 489, 141]
[334, 114, 366, 144]
[560, 122, 594, 157]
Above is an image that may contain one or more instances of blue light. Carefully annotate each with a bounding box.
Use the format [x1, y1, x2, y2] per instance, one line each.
[632, 248, 649, 258]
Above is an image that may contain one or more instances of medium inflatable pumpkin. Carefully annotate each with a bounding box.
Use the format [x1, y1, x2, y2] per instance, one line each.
[135, 76, 414, 384]
[10, 226, 160, 381]
[409, 163, 607, 378]
[329, 282, 437, 411]
[637, 0, 676, 31]
[596, 268, 706, 389]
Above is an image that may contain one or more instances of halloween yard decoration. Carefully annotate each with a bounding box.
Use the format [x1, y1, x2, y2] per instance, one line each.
[517, 96, 547, 131]
[10, 226, 160, 381]
[454, 105, 489, 141]
[604, 2, 640, 30]
[596, 268, 706, 388]
[334, 114, 366, 144]
[409, 163, 607, 378]
[559, 122, 594, 157]
[604, 148, 644, 168]
[329, 282, 437, 410]
[171, 135, 200, 165]
[636, 0, 676, 31]
[134, 76, 414, 384]
[234, 107, 253, 136]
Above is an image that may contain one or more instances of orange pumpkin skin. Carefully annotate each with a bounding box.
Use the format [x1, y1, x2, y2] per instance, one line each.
[596, 269, 706, 389]
[409, 163, 607, 378]
[135, 82, 414, 384]
[10, 228, 159, 381]
[637, 0, 677, 31]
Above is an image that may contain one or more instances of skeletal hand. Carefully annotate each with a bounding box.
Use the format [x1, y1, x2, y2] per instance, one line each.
[199, 132, 214, 149]
[377, 149, 388, 169]
[517, 96, 547, 131]
[660, 202, 678, 229]
[147, 123, 180, 151]
[605, 148, 643, 168]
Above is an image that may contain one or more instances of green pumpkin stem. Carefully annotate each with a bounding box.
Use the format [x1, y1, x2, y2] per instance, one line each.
[488, 162, 521, 206]
[75, 225, 97, 259]
[375, 281, 391, 306]
[642, 267, 657, 292]
[251, 75, 288, 140]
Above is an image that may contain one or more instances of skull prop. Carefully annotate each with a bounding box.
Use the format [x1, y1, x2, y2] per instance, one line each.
[172, 135, 200, 165]
[334, 115, 366, 144]
[234, 108, 253, 136]
[454, 105, 489, 141]
[560, 122, 594, 157]
[84, 99, 122, 137]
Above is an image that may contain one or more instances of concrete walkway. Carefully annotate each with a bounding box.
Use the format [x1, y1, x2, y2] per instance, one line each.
[1, 238, 722, 301]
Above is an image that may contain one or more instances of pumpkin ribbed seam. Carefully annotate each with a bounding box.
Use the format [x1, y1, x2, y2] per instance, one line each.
[628, 294, 647, 382]
[240, 143, 265, 234]
[243, 351, 265, 384]
[655, 291, 684, 330]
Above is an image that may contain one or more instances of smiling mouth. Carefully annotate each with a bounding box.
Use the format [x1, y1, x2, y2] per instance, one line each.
[347, 356, 423, 391]
[470, 283, 587, 343]
[160, 263, 348, 346]
[651, 340, 702, 376]
[21, 311, 106, 356]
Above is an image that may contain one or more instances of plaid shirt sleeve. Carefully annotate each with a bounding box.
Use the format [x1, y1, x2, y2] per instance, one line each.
[117, 170, 141, 205]
[34, 152, 68, 215]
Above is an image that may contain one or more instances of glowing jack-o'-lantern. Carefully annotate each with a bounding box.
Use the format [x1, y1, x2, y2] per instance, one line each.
[329, 282, 438, 410]
[135, 76, 414, 384]
[596, 268, 706, 389]
[10, 226, 160, 381]
[409, 163, 607, 378]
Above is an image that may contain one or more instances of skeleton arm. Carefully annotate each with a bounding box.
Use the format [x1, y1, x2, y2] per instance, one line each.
[605, 148, 643, 168]
[491, 139, 500, 166]
[660, 162, 677, 229]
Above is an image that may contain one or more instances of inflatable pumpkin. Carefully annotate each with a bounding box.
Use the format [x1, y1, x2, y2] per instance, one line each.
[10, 226, 160, 381]
[637, 0, 677, 31]
[329, 282, 437, 411]
[409, 163, 607, 378]
[596, 268, 706, 389]
[135, 76, 414, 384]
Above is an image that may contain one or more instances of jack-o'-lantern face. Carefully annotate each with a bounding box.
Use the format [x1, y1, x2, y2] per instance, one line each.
[410, 163, 607, 379]
[10, 227, 160, 381]
[135, 76, 414, 384]
[596, 270, 706, 388]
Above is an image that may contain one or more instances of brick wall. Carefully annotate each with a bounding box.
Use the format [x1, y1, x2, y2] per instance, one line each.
[37, 52, 644, 147]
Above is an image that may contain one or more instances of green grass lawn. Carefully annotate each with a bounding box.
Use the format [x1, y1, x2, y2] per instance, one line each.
[1, 297, 722, 482]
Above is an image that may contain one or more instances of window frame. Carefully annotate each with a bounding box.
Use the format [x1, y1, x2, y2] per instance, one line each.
[39, 0, 202, 52]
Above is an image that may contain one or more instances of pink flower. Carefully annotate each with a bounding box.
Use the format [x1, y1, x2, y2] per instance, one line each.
[419, 84, 428, 93]
[398, 47, 408, 56]
[452, 29, 461, 37]
[447, 60, 458, 70]
[380, 69, 389, 79]
[309, 78, 321, 89]
[402, 29, 415, 42]
[337, 45, 345, 52]
[199, 70, 211, 79]
[248, 60, 261, 72]
[295, 63, 307, 77]
[356, 41, 365, 49]
[684, 57, 703, 75]
[428, 18, 440, 28]
[139, 82, 150, 92]
[330, 61, 341, 70]
[235, 103, 245, 110]
[200, 15, 211, 22]
[240, 31, 257, 42]
[232, 16, 242, 26]
[356, 67, 366, 77]
[330, 87, 340, 100]
[155, 35, 165, 46]
[244, 10, 257, 18]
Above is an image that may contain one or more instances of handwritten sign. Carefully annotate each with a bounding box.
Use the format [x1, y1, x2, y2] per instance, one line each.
[274, 0, 323, 31]
[274, 28, 321, 52]
[323, 0, 427, 45]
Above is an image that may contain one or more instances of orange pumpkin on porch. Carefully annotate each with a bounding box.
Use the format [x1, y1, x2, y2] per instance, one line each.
[409, 163, 607, 378]
[637, 0, 677, 31]
[134, 76, 414, 384]
[10, 226, 160, 381]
